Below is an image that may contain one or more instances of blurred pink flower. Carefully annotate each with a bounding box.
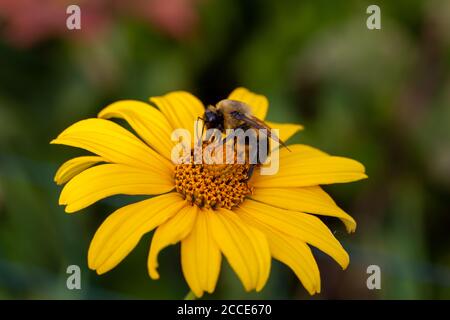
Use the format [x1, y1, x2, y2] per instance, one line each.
[0, 0, 199, 48]
[132, 0, 198, 39]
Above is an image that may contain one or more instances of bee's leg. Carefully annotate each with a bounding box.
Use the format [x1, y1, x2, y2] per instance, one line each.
[221, 131, 235, 145]
[246, 164, 256, 182]
[221, 124, 250, 145]
[245, 135, 268, 183]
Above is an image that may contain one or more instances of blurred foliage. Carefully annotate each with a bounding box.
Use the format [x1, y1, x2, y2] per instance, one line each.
[0, 0, 449, 299]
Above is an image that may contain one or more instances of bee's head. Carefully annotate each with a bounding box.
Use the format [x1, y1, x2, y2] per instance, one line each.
[204, 106, 224, 131]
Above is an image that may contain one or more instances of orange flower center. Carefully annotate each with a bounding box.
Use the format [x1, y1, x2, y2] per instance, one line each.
[174, 144, 253, 210]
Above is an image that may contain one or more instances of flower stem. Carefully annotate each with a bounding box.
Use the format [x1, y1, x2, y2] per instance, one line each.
[184, 290, 196, 300]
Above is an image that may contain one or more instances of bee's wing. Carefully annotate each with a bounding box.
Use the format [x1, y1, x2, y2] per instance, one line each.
[230, 111, 289, 149]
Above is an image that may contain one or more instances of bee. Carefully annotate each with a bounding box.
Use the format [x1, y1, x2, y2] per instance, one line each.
[201, 99, 288, 179]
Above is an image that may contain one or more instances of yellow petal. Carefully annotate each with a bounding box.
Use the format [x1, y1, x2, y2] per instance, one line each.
[269, 234, 321, 295]
[250, 186, 356, 233]
[265, 121, 303, 145]
[88, 193, 186, 274]
[238, 200, 350, 269]
[150, 91, 204, 141]
[208, 209, 271, 292]
[51, 118, 173, 173]
[181, 210, 221, 298]
[54, 156, 105, 185]
[255, 144, 367, 187]
[148, 205, 198, 279]
[237, 209, 320, 295]
[228, 87, 268, 120]
[59, 164, 174, 213]
[98, 100, 174, 159]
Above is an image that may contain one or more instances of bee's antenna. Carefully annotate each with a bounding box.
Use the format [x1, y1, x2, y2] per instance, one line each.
[278, 142, 291, 152]
[276, 134, 290, 152]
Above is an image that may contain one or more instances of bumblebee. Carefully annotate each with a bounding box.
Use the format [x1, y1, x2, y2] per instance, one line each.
[202, 99, 288, 179]
[204, 99, 287, 146]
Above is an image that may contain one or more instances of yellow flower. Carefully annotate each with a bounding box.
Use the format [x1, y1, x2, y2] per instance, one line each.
[51, 87, 367, 297]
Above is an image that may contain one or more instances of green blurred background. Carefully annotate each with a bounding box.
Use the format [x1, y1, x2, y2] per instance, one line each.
[0, 0, 449, 299]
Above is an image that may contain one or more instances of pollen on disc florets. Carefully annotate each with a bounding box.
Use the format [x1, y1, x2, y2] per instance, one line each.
[174, 145, 253, 210]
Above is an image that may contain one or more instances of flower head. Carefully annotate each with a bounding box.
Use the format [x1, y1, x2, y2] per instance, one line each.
[51, 87, 367, 297]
